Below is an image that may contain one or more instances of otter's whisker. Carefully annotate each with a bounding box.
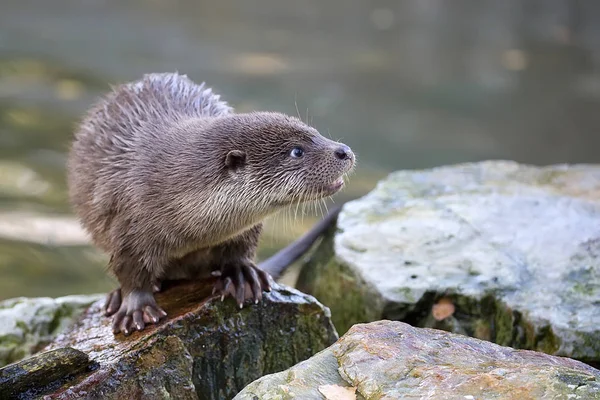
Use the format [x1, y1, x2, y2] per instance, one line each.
[294, 194, 301, 220]
[294, 94, 301, 121]
[321, 198, 329, 218]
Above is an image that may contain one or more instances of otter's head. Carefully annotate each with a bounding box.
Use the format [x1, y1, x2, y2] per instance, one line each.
[212, 111, 355, 210]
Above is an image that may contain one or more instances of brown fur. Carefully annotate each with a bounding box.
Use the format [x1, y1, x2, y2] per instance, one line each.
[67, 73, 354, 335]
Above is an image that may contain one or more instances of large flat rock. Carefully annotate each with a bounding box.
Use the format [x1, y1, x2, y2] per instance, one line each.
[0, 280, 337, 399]
[297, 161, 600, 364]
[236, 320, 600, 399]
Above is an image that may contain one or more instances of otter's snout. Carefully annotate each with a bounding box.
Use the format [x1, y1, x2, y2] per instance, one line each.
[334, 144, 354, 161]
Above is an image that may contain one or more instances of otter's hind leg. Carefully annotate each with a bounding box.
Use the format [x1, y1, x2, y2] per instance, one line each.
[109, 254, 167, 335]
[211, 224, 272, 308]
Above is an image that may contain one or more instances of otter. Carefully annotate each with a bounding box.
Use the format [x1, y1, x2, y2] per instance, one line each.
[67, 73, 354, 335]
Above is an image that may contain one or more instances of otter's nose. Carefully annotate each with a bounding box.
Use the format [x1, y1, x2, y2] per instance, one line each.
[334, 145, 353, 161]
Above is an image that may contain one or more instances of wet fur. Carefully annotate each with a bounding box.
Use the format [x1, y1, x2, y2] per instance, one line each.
[67, 73, 354, 334]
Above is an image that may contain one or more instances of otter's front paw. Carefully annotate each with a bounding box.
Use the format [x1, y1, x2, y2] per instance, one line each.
[104, 283, 162, 317]
[212, 261, 272, 308]
[112, 290, 167, 335]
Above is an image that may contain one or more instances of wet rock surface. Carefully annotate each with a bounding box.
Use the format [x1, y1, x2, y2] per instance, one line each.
[0, 294, 103, 367]
[0, 347, 96, 400]
[0, 280, 337, 399]
[297, 161, 600, 364]
[236, 320, 600, 399]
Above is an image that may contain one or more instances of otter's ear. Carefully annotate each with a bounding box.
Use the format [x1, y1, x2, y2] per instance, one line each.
[225, 150, 246, 171]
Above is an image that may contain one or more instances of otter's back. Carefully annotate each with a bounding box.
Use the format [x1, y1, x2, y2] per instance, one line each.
[83, 73, 232, 141]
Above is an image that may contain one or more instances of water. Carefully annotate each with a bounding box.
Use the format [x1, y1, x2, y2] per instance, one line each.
[1, 0, 600, 299]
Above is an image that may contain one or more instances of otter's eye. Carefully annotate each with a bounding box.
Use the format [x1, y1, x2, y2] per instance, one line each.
[290, 147, 304, 158]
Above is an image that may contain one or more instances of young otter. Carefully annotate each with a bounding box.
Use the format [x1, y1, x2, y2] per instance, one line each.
[67, 73, 354, 335]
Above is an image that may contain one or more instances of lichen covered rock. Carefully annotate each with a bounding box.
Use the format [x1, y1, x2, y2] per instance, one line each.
[0, 280, 337, 399]
[0, 294, 103, 367]
[297, 161, 600, 363]
[236, 320, 600, 399]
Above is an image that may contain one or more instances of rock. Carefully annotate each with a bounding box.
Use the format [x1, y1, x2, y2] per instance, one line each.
[297, 161, 600, 364]
[235, 320, 600, 399]
[0, 280, 337, 399]
[0, 347, 96, 400]
[0, 294, 103, 367]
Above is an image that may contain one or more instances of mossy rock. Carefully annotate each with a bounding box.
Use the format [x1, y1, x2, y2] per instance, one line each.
[0, 280, 337, 399]
[298, 161, 600, 365]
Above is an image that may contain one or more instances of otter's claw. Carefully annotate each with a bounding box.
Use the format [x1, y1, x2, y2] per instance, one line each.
[212, 262, 271, 307]
[111, 290, 167, 335]
[104, 288, 122, 316]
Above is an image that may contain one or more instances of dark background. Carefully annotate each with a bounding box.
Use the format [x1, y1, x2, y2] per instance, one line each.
[1, 0, 599, 298]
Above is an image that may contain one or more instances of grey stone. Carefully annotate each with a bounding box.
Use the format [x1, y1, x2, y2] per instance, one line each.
[297, 161, 600, 363]
[236, 320, 600, 399]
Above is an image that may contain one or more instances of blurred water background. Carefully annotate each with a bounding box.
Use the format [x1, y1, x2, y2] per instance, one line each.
[1, 0, 600, 299]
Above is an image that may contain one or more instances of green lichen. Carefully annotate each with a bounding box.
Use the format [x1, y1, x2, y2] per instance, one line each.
[554, 369, 600, 399]
[493, 301, 515, 347]
[319, 264, 374, 335]
[297, 232, 381, 335]
[473, 319, 491, 341]
[515, 318, 536, 350]
[47, 305, 70, 335]
[574, 331, 600, 362]
[0, 333, 22, 348]
[395, 287, 417, 303]
[573, 282, 596, 296]
[536, 325, 561, 355]
[15, 320, 29, 334]
[431, 295, 563, 356]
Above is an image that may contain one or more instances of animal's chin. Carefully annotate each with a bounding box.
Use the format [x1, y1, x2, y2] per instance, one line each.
[271, 177, 346, 207]
[302, 177, 346, 200]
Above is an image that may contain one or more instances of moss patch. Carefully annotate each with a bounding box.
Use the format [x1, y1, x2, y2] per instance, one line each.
[297, 230, 382, 335]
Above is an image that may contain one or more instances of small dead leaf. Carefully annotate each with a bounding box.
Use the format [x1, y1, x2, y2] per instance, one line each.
[318, 384, 357, 400]
[432, 297, 455, 321]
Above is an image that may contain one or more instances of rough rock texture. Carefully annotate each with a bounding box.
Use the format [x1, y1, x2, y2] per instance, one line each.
[0, 294, 103, 367]
[297, 161, 600, 364]
[236, 320, 600, 399]
[0, 280, 337, 400]
[0, 347, 97, 400]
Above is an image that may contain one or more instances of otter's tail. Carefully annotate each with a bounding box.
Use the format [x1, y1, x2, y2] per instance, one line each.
[258, 204, 343, 280]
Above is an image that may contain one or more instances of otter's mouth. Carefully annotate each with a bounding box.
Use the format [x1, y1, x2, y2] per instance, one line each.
[274, 177, 346, 207]
[320, 177, 345, 196]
